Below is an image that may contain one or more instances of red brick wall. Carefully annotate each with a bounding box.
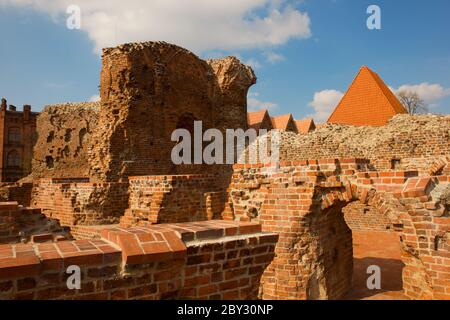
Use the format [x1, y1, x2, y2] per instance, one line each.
[0, 220, 277, 300]
[0, 202, 70, 244]
[343, 201, 392, 231]
[227, 158, 450, 300]
[121, 174, 226, 226]
[0, 108, 4, 178]
[31, 178, 129, 227]
[0, 182, 33, 206]
[29, 103, 98, 181]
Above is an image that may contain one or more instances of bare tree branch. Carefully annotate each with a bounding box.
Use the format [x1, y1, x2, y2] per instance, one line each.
[397, 90, 428, 114]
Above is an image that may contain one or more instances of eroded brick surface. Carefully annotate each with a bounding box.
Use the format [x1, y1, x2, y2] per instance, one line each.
[31, 178, 129, 227]
[0, 202, 71, 244]
[27, 103, 99, 181]
[89, 42, 255, 182]
[121, 174, 225, 226]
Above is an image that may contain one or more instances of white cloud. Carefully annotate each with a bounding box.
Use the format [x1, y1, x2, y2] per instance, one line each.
[0, 0, 311, 54]
[390, 83, 450, 103]
[307, 89, 343, 122]
[245, 58, 262, 70]
[89, 94, 100, 102]
[265, 51, 285, 63]
[247, 92, 278, 112]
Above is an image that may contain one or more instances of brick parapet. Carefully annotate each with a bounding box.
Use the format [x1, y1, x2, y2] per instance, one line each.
[0, 219, 277, 300]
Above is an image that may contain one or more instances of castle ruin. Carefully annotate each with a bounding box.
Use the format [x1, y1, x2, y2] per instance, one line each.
[0, 42, 448, 300]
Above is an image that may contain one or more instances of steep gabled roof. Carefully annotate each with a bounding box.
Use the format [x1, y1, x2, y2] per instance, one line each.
[271, 114, 295, 131]
[315, 123, 326, 129]
[295, 118, 316, 134]
[247, 109, 270, 130]
[365, 67, 407, 114]
[327, 66, 407, 126]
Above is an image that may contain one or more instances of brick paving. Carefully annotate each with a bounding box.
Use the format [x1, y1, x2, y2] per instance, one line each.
[345, 230, 408, 300]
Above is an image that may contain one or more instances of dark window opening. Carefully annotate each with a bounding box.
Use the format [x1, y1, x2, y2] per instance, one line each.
[7, 150, 21, 167]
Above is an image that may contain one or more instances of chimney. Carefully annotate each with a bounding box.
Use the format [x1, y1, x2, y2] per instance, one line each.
[1, 98, 6, 111]
[23, 105, 31, 121]
[9, 105, 16, 112]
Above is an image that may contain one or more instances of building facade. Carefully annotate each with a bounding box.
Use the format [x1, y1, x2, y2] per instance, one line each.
[0, 98, 38, 182]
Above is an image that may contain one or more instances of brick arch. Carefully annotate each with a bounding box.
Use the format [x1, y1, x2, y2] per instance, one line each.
[227, 159, 450, 300]
[348, 178, 449, 300]
[262, 180, 443, 300]
[257, 182, 411, 300]
[320, 182, 407, 230]
[316, 185, 414, 299]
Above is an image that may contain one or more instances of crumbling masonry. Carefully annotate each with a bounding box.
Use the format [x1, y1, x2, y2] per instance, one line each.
[0, 42, 448, 300]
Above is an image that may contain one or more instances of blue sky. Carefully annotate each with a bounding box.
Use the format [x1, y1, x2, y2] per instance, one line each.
[0, 0, 449, 123]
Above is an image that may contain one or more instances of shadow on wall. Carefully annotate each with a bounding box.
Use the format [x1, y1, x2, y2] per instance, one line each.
[346, 257, 405, 300]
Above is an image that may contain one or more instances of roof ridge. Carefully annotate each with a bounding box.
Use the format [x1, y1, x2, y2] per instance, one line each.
[365, 67, 407, 114]
[327, 66, 367, 122]
[271, 113, 292, 119]
[271, 113, 293, 130]
[294, 118, 315, 134]
[248, 109, 268, 114]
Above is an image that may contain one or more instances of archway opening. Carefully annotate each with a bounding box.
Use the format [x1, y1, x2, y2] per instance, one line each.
[342, 200, 406, 300]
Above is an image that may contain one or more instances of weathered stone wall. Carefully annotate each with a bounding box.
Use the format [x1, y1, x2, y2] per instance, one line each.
[18, 42, 255, 224]
[27, 102, 99, 180]
[207, 57, 255, 132]
[278, 114, 450, 170]
[0, 220, 277, 300]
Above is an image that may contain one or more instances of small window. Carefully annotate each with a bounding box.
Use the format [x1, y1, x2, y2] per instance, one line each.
[391, 158, 401, 170]
[8, 127, 21, 143]
[7, 150, 21, 167]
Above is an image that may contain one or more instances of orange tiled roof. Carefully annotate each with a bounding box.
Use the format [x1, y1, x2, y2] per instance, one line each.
[271, 114, 293, 130]
[327, 66, 407, 126]
[295, 118, 316, 134]
[247, 109, 269, 129]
